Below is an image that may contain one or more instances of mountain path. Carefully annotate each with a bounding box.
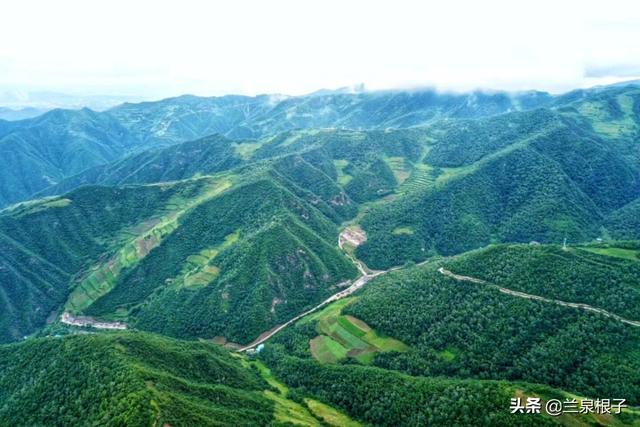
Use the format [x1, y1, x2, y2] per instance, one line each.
[438, 267, 640, 327]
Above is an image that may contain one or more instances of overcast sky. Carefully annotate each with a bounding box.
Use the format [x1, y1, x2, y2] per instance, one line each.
[1, 0, 639, 99]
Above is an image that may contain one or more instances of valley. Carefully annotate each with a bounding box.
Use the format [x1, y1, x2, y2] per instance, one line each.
[1, 82, 639, 426]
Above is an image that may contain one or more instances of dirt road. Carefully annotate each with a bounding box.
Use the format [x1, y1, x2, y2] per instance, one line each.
[438, 267, 640, 327]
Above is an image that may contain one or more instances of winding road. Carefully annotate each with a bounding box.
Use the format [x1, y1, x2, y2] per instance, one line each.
[438, 267, 640, 327]
[238, 229, 386, 352]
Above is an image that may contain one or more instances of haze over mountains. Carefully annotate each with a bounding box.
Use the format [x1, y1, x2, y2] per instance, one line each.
[1, 82, 636, 208]
[1, 80, 639, 426]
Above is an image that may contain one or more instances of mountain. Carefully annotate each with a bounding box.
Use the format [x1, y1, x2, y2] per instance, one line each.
[0, 332, 274, 426]
[0, 107, 48, 121]
[0, 108, 140, 207]
[107, 89, 552, 144]
[1, 82, 640, 425]
[0, 90, 143, 111]
[0, 86, 555, 209]
[0, 153, 360, 343]
[2, 82, 632, 210]
[356, 90, 640, 269]
[0, 182, 201, 343]
[3, 84, 640, 345]
[266, 243, 640, 405]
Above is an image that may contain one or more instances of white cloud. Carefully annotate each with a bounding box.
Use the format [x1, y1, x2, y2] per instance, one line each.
[0, 0, 639, 98]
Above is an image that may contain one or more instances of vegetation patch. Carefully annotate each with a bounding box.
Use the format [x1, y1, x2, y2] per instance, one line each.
[577, 96, 638, 138]
[308, 298, 408, 364]
[579, 246, 640, 262]
[397, 163, 436, 194]
[392, 226, 415, 235]
[304, 398, 363, 427]
[233, 142, 262, 160]
[438, 347, 458, 362]
[248, 359, 321, 426]
[333, 159, 353, 186]
[174, 230, 240, 288]
[385, 156, 411, 184]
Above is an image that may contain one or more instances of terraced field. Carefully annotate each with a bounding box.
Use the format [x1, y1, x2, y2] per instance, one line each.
[172, 230, 240, 288]
[575, 92, 639, 138]
[65, 177, 233, 314]
[384, 156, 411, 185]
[398, 163, 437, 193]
[304, 298, 408, 364]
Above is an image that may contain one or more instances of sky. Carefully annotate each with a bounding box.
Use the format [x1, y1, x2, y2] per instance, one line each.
[1, 0, 640, 99]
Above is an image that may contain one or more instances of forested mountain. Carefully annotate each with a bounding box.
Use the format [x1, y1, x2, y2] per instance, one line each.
[347, 245, 640, 403]
[259, 243, 640, 425]
[0, 109, 139, 207]
[0, 332, 275, 426]
[357, 87, 640, 268]
[3, 84, 640, 344]
[0, 150, 363, 343]
[1, 82, 640, 425]
[0, 86, 558, 208]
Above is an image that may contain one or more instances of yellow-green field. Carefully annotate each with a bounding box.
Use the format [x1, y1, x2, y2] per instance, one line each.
[333, 159, 353, 186]
[304, 399, 363, 427]
[392, 226, 415, 235]
[398, 163, 435, 193]
[304, 297, 408, 364]
[174, 230, 240, 288]
[232, 141, 263, 159]
[385, 156, 411, 184]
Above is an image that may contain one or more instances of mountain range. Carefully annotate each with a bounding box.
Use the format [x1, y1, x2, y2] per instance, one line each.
[1, 81, 639, 426]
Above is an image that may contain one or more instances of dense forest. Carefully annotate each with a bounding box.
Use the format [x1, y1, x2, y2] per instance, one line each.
[0, 332, 275, 426]
[1, 83, 639, 425]
[342, 262, 640, 404]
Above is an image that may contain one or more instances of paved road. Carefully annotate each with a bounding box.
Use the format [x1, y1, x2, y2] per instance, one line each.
[238, 230, 386, 352]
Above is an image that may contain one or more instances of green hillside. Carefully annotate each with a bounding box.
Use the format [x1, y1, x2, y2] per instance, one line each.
[86, 177, 357, 343]
[0, 181, 208, 343]
[447, 243, 640, 319]
[0, 332, 274, 426]
[0, 86, 560, 209]
[357, 101, 640, 269]
[341, 248, 640, 404]
[3, 85, 640, 345]
[261, 349, 639, 427]
[0, 156, 360, 344]
[1, 83, 639, 425]
[0, 109, 140, 207]
[607, 200, 640, 240]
